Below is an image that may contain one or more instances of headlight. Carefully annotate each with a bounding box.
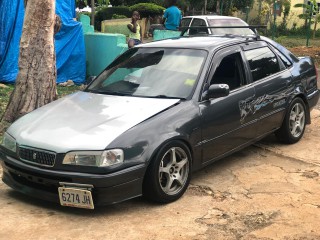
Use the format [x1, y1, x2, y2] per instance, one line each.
[62, 149, 124, 167]
[1, 132, 17, 153]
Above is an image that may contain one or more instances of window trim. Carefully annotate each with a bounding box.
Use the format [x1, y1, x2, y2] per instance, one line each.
[268, 44, 293, 69]
[243, 46, 282, 83]
[200, 45, 248, 102]
[189, 18, 209, 35]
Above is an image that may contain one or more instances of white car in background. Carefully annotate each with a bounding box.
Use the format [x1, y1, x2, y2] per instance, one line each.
[180, 15, 253, 35]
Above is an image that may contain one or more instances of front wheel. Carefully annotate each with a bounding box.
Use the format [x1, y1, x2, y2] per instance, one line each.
[275, 97, 307, 144]
[143, 141, 192, 203]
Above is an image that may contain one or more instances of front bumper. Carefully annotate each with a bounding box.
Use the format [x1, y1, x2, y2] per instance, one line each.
[0, 151, 146, 206]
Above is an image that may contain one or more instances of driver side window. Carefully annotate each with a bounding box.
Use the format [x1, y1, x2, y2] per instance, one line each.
[210, 52, 246, 91]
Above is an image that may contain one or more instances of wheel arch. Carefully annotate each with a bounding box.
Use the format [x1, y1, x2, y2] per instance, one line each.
[293, 93, 311, 124]
[141, 136, 194, 203]
[145, 137, 195, 171]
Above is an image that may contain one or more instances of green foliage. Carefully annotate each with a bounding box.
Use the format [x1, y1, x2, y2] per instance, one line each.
[129, 3, 165, 18]
[188, 0, 253, 13]
[295, 0, 320, 38]
[95, 6, 131, 30]
[76, 0, 109, 7]
[274, 35, 320, 48]
[294, 0, 318, 20]
[282, 0, 291, 17]
[112, 14, 128, 19]
[110, 0, 165, 7]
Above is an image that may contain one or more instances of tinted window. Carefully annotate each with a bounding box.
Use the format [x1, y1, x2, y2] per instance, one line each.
[190, 18, 208, 34]
[211, 53, 245, 90]
[180, 18, 192, 27]
[207, 19, 253, 35]
[245, 47, 280, 82]
[272, 47, 292, 68]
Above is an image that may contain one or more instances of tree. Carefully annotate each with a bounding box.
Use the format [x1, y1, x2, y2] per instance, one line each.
[2, 0, 58, 123]
[295, 0, 320, 38]
[76, 0, 109, 25]
[188, 0, 254, 15]
[110, 0, 164, 7]
[130, 3, 165, 18]
[282, 0, 291, 27]
[91, 0, 95, 26]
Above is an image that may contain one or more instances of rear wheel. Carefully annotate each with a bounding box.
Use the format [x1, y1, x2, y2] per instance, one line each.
[275, 97, 307, 144]
[143, 141, 191, 203]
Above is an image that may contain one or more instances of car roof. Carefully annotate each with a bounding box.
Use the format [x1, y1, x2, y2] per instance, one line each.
[139, 36, 248, 50]
[183, 15, 246, 22]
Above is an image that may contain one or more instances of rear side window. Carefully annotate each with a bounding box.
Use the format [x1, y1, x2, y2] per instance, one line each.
[272, 47, 292, 68]
[181, 18, 192, 27]
[244, 47, 280, 82]
[190, 18, 208, 35]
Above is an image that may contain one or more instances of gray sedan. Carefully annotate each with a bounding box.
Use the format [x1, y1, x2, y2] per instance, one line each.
[0, 33, 319, 209]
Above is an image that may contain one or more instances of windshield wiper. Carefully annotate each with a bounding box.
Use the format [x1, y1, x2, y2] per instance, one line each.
[87, 89, 131, 96]
[147, 95, 186, 100]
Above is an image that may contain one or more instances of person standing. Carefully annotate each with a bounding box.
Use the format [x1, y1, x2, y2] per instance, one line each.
[163, 0, 182, 31]
[127, 11, 143, 48]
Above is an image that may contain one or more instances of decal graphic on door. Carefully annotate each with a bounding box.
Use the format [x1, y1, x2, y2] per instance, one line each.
[239, 88, 294, 123]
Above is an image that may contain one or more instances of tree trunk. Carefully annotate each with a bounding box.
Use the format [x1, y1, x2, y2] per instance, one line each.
[313, 19, 317, 39]
[204, 0, 207, 14]
[2, 0, 57, 123]
[216, 0, 220, 15]
[91, 0, 95, 26]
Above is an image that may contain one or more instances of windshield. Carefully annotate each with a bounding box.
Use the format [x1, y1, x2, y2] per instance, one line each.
[87, 48, 207, 99]
[208, 19, 254, 35]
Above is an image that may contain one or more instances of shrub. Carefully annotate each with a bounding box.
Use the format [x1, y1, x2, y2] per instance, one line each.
[112, 14, 128, 19]
[95, 6, 131, 30]
[129, 3, 165, 18]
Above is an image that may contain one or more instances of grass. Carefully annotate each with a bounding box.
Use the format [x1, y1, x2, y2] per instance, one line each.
[0, 85, 82, 139]
[0, 85, 81, 119]
[274, 36, 320, 48]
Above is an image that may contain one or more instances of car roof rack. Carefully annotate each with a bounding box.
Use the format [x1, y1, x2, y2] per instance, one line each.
[180, 25, 267, 41]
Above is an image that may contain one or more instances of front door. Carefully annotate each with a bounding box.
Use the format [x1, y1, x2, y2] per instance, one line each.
[200, 46, 256, 164]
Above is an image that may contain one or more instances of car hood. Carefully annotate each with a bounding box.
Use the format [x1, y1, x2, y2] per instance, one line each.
[8, 92, 180, 153]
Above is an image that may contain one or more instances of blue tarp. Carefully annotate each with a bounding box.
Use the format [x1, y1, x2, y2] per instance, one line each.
[55, 0, 86, 84]
[0, 0, 24, 83]
[0, 0, 86, 84]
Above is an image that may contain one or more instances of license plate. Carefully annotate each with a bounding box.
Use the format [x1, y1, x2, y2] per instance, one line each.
[58, 187, 94, 209]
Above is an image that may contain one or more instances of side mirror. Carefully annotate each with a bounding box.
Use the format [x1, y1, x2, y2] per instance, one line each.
[86, 76, 96, 85]
[202, 84, 230, 100]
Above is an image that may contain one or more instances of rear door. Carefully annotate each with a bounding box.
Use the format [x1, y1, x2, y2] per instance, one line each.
[242, 42, 292, 137]
[200, 45, 256, 164]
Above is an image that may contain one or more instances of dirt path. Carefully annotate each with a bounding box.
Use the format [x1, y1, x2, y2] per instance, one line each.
[0, 109, 319, 240]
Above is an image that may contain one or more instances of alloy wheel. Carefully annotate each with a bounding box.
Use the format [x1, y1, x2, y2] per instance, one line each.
[289, 102, 305, 138]
[158, 147, 189, 196]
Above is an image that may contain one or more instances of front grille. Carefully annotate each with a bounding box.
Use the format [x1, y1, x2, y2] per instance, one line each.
[18, 146, 56, 167]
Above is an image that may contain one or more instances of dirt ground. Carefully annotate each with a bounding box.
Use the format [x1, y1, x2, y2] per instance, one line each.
[289, 46, 320, 67]
[0, 79, 319, 239]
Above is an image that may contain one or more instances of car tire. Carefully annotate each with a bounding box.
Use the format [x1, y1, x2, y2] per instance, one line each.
[275, 97, 307, 144]
[143, 140, 192, 203]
